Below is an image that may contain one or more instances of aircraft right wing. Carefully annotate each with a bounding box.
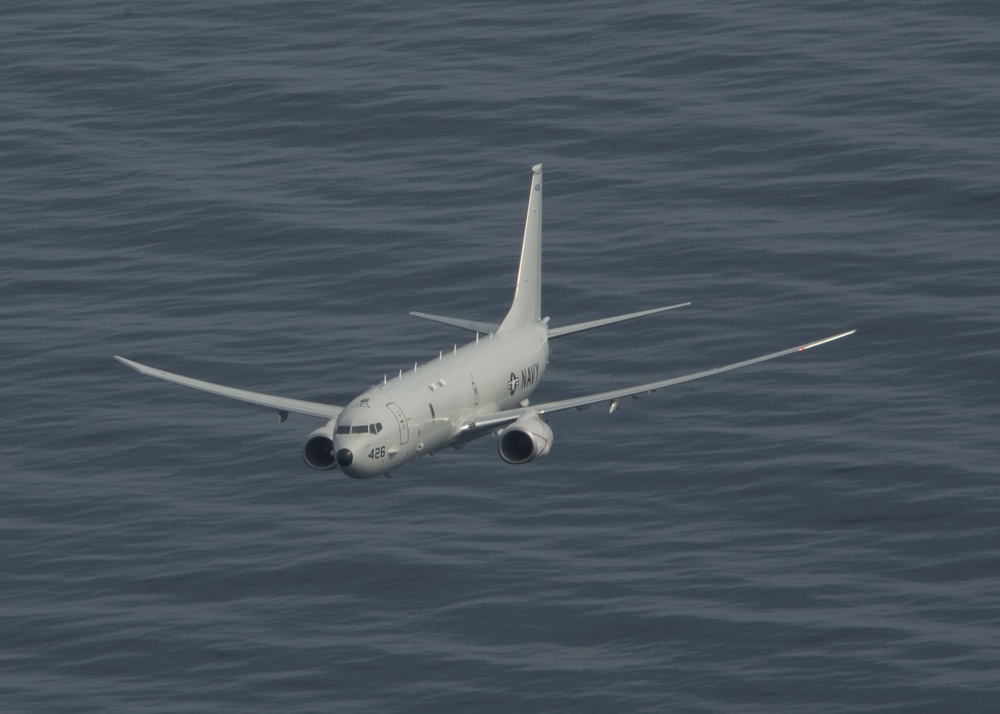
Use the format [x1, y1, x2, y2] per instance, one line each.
[114, 356, 343, 421]
[459, 329, 856, 435]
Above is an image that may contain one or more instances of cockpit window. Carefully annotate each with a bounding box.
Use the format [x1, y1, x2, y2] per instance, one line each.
[337, 422, 383, 435]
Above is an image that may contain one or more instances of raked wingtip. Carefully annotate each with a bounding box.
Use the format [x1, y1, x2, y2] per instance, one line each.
[114, 355, 139, 371]
[800, 329, 857, 351]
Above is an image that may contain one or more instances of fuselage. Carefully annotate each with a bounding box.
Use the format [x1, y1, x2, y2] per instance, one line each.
[332, 322, 549, 478]
[115, 165, 855, 477]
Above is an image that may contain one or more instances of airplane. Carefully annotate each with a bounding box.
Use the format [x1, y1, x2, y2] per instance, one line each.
[115, 164, 855, 478]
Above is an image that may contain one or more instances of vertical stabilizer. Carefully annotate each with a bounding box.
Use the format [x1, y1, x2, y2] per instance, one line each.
[498, 164, 543, 332]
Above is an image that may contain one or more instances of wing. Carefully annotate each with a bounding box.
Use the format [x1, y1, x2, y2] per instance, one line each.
[459, 330, 856, 434]
[114, 356, 343, 421]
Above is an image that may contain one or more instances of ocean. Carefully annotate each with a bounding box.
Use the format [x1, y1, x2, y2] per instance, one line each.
[2, 1, 998, 711]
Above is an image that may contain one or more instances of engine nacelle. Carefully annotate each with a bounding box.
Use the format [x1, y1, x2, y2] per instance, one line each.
[498, 415, 553, 464]
[302, 419, 338, 470]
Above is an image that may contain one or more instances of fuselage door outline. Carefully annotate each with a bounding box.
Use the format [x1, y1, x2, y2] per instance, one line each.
[386, 402, 409, 445]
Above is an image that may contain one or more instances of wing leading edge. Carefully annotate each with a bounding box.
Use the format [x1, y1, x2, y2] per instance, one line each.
[114, 356, 343, 421]
[460, 329, 856, 434]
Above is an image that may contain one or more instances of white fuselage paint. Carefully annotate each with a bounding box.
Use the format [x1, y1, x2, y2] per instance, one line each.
[113, 164, 855, 478]
[333, 323, 549, 478]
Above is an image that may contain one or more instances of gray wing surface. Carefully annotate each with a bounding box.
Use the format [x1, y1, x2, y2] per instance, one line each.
[114, 356, 342, 420]
[461, 330, 856, 433]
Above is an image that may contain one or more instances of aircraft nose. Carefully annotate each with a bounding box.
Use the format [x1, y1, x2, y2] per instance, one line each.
[336, 448, 353, 468]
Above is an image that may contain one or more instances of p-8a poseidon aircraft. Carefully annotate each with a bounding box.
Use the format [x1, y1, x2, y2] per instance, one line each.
[115, 164, 854, 478]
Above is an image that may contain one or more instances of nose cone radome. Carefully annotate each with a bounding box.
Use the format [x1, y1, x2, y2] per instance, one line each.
[336, 448, 353, 468]
[336, 449, 383, 479]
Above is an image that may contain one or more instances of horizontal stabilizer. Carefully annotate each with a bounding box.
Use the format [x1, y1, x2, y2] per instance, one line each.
[548, 302, 691, 338]
[409, 311, 500, 334]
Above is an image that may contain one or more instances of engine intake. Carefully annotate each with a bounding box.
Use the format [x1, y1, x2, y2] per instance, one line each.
[498, 415, 553, 464]
[302, 419, 338, 470]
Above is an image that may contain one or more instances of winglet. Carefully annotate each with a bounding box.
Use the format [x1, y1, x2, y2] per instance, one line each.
[798, 329, 857, 351]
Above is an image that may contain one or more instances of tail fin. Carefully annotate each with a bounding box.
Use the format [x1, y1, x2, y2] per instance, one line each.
[498, 164, 543, 332]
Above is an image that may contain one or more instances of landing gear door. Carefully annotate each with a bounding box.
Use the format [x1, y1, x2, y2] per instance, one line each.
[386, 402, 409, 445]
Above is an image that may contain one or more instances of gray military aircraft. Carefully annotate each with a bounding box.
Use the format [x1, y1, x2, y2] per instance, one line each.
[115, 164, 854, 478]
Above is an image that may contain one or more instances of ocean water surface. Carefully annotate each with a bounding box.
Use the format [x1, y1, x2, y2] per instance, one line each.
[2, 2, 998, 712]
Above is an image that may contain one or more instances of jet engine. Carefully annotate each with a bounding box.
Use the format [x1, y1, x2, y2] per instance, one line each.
[302, 419, 338, 470]
[498, 415, 553, 464]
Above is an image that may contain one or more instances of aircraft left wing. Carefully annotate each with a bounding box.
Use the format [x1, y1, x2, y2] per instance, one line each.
[459, 329, 856, 435]
[114, 356, 343, 421]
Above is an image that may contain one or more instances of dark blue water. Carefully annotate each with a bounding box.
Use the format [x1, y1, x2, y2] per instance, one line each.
[3, 2, 998, 712]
